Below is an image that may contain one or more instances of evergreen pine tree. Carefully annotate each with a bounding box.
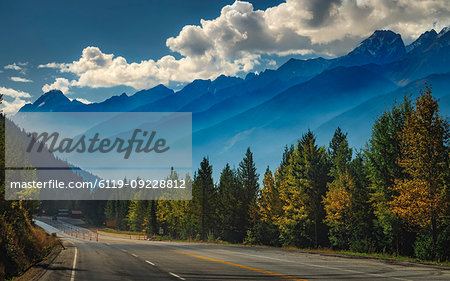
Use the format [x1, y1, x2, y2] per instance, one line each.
[237, 148, 259, 238]
[217, 163, 242, 242]
[192, 157, 216, 240]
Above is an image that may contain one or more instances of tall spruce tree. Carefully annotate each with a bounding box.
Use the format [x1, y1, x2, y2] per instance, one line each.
[237, 148, 259, 238]
[281, 131, 330, 247]
[329, 127, 352, 179]
[217, 163, 242, 242]
[324, 128, 353, 248]
[192, 157, 216, 240]
[347, 154, 374, 252]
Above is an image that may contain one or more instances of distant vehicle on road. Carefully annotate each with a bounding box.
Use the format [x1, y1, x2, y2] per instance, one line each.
[52, 215, 57, 221]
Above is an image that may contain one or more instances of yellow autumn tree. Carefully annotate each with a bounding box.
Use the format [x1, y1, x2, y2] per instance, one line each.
[323, 171, 353, 248]
[390, 86, 449, 254]
[258, 167, 283, 223]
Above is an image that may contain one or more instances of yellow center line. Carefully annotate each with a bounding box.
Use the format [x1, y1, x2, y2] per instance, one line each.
[169, 249, 308, 281]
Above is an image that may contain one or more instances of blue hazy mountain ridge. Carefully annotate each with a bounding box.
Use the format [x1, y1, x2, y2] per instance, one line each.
[180, 58, 331, 119]
[17, 27, 450, 176]
[194, 66, 397, 145]
[19, 89, 83, 112]
[314, 71, 450, 148]
[192, 57, 332, 131]
[132, 75, 243, 112]
[191, 31, 407, 132]
[191, 29, 447, 132]
[191, 66, 398, 172]
[178, 73, 284, 114]
[84, 85, 174, 112]
[19, 84, 175, 112]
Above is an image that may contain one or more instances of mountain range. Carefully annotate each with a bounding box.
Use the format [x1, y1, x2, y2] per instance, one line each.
[19, 27, 450, 175]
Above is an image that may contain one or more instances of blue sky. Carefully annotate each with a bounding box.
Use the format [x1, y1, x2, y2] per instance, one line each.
[1, 0, 449, 113]
[0, 0, 284, 109]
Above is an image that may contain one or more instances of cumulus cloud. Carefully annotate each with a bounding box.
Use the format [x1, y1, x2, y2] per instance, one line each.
[0, 86, 31, 114]
[167, 0, 449, 57]
[40, 0, 450, 91]
[1, 98, 28, 114]
[10, 76, 33, 83]
[38, 62, 61, 69]
[42, 78, 75, 94]
[0, 86, 31, 99]
[4, 63, 22, 71]
[40, 46, 260, 91]
[305, 0, 343, 27]
[4, 62, 28, 73]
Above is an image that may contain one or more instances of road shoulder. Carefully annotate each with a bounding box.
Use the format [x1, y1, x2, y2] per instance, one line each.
[14, 241, 63, 281]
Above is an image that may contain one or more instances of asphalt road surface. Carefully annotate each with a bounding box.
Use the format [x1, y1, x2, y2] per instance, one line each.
[34, 218, 450, 281]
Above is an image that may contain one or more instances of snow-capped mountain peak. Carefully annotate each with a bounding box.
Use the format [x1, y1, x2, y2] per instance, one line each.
[337, 30, 406, 66]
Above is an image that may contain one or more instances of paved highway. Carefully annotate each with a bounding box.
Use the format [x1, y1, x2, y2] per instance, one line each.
[34, 218, 450, 281]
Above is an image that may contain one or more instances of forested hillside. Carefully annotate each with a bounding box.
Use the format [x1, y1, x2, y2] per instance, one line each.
[0, 94, 58, 280]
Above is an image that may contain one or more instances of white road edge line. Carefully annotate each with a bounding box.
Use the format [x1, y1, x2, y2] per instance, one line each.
[169, 272, 186, 280]
[70, 246, 78, 281]
[145, 260, 155, 266]
[131, 253, 138, 257]
[121, 249, 127, 252]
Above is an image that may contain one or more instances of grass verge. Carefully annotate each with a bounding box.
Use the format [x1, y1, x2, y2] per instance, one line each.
[2, 223, 59, 281]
